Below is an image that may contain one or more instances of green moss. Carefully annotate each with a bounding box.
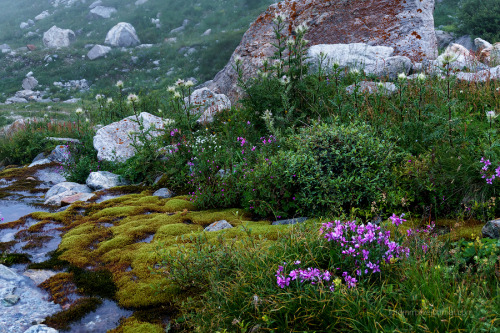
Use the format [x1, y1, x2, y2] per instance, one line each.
[109, 317, 165, 333]
[164, 198, 196, 212]
[0, 253, 31, 266]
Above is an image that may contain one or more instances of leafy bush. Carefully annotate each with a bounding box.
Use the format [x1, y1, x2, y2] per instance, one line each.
[241, 121, 403, 218]
[458, 0, 500, 42]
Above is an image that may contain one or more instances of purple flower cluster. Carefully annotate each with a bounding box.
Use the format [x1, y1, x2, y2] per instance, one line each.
[389, 213, 406, 226]
[480, 157, 500, 184]
[276, 262, 336, 291]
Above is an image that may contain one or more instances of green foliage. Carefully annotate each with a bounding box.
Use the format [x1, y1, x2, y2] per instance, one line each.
[242, 121, 403, 218]
[458, 0, 500, 42]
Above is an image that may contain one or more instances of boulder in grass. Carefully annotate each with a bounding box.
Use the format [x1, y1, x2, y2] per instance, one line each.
[43, 26, 75, 48]
[345, 81, 398, 96]
[153, 188, 174, 199]
[482, 219, 500, 239]
[89, 6, 117, 19]
[272, 217, 308, 226]
[86, 171, 128, 190]
[87, 44, 112, 60]
[204, 220, 233, 232]
[185, 88, 231, 123]
[104, 22, 140, 47]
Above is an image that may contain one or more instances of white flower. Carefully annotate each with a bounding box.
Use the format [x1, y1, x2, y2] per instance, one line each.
[173, 91, 181, 99]
[107, 98, 113, 104]
[85, 118, 90, 123]
[398, 72, 407, 81]
[44, 113, 49, 118]
[175, 78, 185, 86]
[496, 87, 500, 92]
[167, 85, 176, 93]
[279, 75, 290, 85]
[295, 22, 309, 34]
[417, 73, 426, 82]
[286, 38, 295, 46]
[127, 93, 139, 103]
[486, 110, 498, 121]
[273, 59, 283, 68]
[185, 80, 194, 88]
[116, 80, 124, 88]
[350, 68, 360, 75]
[95, 94, 104, 101]
[75, 107, 83, 115]
[158, 108, 163, 114]
[273, 13, 286, 24]
[234, 55, 243, 65]
[163, 118, 175, 126]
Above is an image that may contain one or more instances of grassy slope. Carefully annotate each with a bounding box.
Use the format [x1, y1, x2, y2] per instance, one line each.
[0, 0, 274, 101]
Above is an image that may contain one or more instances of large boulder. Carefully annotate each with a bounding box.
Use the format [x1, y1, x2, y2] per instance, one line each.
[207, 0, 437, 103]
[93, 112, 165, 162]
[35, 10, 51, 21]
[104, 22, 140, 47]
[43, 26, 75, 48]
[482, 219, 500, 239]
[307, 43, 412, 79]
[45, 182, 92, 199]
[185, 88, 231, 123]
[435, 29, 454, 49]
[87, 44, 112, 60]
[89, 6, 117, 19]
[0, 43, 11, 53]
[22, 77, 38, 90]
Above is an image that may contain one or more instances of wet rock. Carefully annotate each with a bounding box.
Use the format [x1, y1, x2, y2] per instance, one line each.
[105, 22, 140, 47]
[204, 220, 233, 232]
[153, 188, 174, 199]
[0, 265, 23, 282]
[61, 192, 95, 205]
[87, 44, 111, 60]
[44, 190, 78, 206]
[346, 81, 398, 96]
[185, 88, 231, 123]
[45, 182, 92, 199]
[23, 270, 57, 285]
[272, 217, 308, 225]
[93, 112, 165, 162]
[43, 26, 75, 48]
[24, 325, 59, 333]
[34, 167, 67, 186]
[482, 219, 500, 239]
[2, 294, 20, 307]
[86, 171, 128, 190]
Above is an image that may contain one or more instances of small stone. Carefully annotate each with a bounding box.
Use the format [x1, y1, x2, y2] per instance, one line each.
[60, 192, 95, 205]
[2, 294, 20, 306]
[204, 220, 233, 232]
[23, 324, 59, 333]
[153, 188, 174, 199]
[272, 217, 308, 226]
[48, 145, 71, 163]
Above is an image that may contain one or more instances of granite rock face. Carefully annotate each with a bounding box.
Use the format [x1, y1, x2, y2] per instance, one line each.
[207, 0, 438, 102]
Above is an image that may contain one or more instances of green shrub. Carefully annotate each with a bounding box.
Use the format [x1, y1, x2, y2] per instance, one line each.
[241, 121, 403, 218]
[458, 0, 500, 42]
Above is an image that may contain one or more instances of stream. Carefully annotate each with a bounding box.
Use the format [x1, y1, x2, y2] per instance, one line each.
[0, 174, 133, 333]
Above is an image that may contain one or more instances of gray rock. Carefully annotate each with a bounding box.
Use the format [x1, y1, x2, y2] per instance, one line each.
[45, 182, 92, 199]
[87, 44, 112, 60]
[135, 0, 148, 5]
[23, 270, 57, 285]
[0, 43, 11, 53]
[202, 29, 211, 36]
[435, 29, 454, 49]
[20, 22, 30, 29]
[24, 324, 59, 333]
[2, 294, 20, 307]
[46, 137, 81, 144]
[86, 171, 128, 190]
[44, 190, 78, 206]
[89, 0, 102, 9]
[453, 35, 475, 52]
[204, 220, 233, 232]
[482, 218, 500, 239]
[89, 6, 117, 19]
[475, 38, 492, 51]
[34, 167, 67, 185]
[48, 145, 71, 163]
[93, 112, 165, 162]
[456, 65, 500, 82]
[104, 22, 140, 47]
[62, 98, 81, 104]
[185, 88, 231, 123]
[272, 217, 308, 226]
[5, 97, 28, 104]
[346, 81, 398, 96]
[35, 10, 50, 21]
[29, 158, 52, 168]
[379, 56, 413, 80]
[43, 26, 75, 48]
[22, 77, 38, 90]
[153, 188, 174, 199]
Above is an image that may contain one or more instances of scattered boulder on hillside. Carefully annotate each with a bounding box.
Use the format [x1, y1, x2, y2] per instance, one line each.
[202, 29, 211, 36]
[51, 0, 79, 7]
[5, 90, 44, 104]
[105, 22, 140, 47]
[0, 44, 11, 53]
[22, 77, 38, 90]
[93, 112, 165, 162]
[135, 0, 149, 5]
[207, 0, 437, 103]
[87, 44, 112, 60]
[452, 35, 475, 52]
[170, 19, 189, 34]
[455, 65, 500, 82]
[54, 79, 90, 91]
[89, 0, 103, 9]
[35, 10, 51, 21]
[185, 88, 231, 123]
[307, 43, 412, 79]
[86, 171, 128, 190]
[432, 43, 485, 71]
[89, 6, 117, 19]
[43, 26, 75, 48]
